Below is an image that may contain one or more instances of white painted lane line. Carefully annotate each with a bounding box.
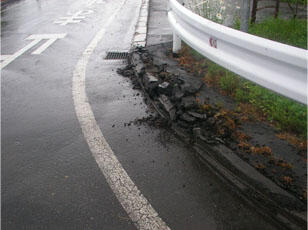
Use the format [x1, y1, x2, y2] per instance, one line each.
[86, 0, 103, 7]
[86, 0, 96, 7]
[72, 2, 171, 230]
[29, 33, 66, 54]
[1, 33, 66, 70]
[0, 55, 12, 62]
[54, 18, 82, 26]
[81, 10, 94, 15]
[1, 39, 41, 69]
[31, 38, 58, 55]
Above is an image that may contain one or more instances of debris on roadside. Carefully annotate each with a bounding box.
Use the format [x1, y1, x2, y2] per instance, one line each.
[117, 44, 307, 210]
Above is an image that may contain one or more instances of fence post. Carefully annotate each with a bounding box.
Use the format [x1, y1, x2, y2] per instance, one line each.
[251, 0, 258, 24]
[172, 32, 181, 53]
[240, 0, 251, 32]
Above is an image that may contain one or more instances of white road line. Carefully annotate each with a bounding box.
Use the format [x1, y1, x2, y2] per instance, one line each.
[31, 38, 57, 55]
[54, 18, 82, 26]
[81, 9, 94, 15]
[86, 0, 97, 7]
[86, 0, 103, 7]
[72, 2, 171, 230]
[1, 39, 41, 69]
[0, 55, 12, 61]
[1, 34, 66, 69]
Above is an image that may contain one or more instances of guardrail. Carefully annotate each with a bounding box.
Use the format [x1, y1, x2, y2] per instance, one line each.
[168, 0, 307, 105]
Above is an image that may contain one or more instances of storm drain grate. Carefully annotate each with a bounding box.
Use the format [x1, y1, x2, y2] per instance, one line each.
[105, 52, 129, 60]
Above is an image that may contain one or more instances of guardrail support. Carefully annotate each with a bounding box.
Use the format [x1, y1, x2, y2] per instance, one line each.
[172, 32, 181, 53]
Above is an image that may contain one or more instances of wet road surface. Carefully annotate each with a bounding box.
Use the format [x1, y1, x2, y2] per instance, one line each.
[2, 0, 278, 229]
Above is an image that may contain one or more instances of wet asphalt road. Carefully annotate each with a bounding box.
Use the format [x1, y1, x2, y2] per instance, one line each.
[2, 0, 277, 229]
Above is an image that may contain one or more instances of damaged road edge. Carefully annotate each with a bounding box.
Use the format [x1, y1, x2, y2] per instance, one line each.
[118, 45, 307, 230]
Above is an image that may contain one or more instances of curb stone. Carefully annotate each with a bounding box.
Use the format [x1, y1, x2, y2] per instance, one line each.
[132, 0, 150, 48]
[126, 45, 307, 230]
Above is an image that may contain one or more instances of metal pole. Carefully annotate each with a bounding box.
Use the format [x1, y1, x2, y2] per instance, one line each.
[240, 0, 251, 32]
[172, 32, 181, 53]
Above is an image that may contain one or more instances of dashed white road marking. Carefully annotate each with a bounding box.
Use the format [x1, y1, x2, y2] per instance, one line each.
[72, 1, 171, 229]
[54, 10, 94, 26]
[1, 33, 66, 70]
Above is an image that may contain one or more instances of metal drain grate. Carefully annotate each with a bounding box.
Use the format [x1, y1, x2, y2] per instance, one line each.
[105, 52, 129, 60]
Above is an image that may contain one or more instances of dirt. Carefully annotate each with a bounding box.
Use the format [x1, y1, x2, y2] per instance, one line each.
[117, 43, 307, 209]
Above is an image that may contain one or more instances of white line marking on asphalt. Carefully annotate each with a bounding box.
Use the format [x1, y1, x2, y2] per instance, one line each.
[86, 0, 103, 7]
[86, 0, 97, 7]
[1, 34, 66, 69]
[54, 10, 93, 25]
[81, 9, 94, 15]
[72, 3, 171, 230]
[31, 38, 58, 55]
[0, 55, 11, 61]
[28, 33, 66, 54]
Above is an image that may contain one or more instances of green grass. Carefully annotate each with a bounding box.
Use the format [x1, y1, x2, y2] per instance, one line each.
[181, 45, 307, 138]
[234, 17, 307, 49]
[281, 0, 307, 5]
[180, 17, 307, 138]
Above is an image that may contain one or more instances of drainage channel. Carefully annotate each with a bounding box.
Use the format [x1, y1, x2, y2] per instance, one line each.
[105, 51, 129, 60]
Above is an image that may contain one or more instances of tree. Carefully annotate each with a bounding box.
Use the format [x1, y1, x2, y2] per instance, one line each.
[251, 0, 258, 24]
[251, 0, 281, 24]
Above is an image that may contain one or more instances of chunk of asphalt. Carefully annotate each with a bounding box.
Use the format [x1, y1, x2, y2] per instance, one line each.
[153, 58, 167, 67]
[180, 113, 196, 123]
[131, 52, 145, 75]
[177, 120, 190, 128]
[172, 85, 184, 101]
[188, 111, 207, 120]
[181, 96, 197, 109]
[179, 76, 203, 95]
[192, 127, 216, 144]
[131, 52, 141, 64]
[158, 94, 176, 120]
[158, 82, 172, 96]
[135, 62, 145, 76]
[143, 73, 159, 97]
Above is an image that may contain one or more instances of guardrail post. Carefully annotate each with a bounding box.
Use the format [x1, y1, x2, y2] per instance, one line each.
[172, 32, 181, 53]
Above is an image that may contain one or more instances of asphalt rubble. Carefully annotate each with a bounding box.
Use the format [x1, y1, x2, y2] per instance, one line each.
[117, 43, 307, 230]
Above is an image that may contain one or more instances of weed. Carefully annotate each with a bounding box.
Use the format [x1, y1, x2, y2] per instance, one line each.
[282, 176, 293, 184]
[250, 146, 273, 156]
[255, 163, 266, 169]
[234, 17, 307, 49]
[238, 141, 251, 152]
[178, 43, 307, 142]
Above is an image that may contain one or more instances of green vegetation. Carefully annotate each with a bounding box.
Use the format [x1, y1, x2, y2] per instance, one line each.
[209, 60, 307, 136]
[178, 16, 307, 139]
[234, 17, 307, 49]
[281, 0, 307, 5]
[179, 44, 307, 139]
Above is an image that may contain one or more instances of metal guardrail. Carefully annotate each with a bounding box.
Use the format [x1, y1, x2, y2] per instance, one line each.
[168, 0, 307, 105]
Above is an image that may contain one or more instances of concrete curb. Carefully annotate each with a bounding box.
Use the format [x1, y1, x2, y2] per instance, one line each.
[128, 48, 307, 230]
[132, 0, 150, 48]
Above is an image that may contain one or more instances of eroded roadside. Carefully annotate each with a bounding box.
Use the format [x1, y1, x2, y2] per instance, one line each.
[118, 43, 307, 229]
